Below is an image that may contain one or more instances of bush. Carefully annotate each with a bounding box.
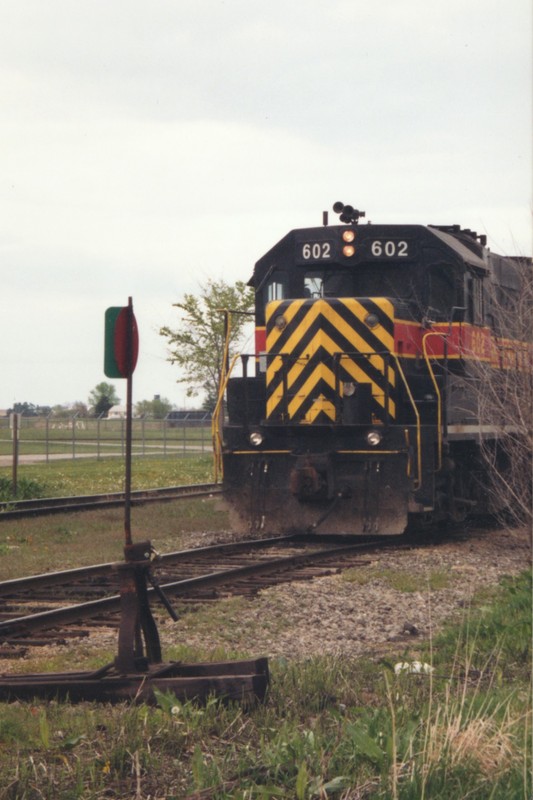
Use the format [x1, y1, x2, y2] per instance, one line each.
[0, 476, 46, 502]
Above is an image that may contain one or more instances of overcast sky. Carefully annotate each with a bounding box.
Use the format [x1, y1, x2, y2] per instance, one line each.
[1, 0, 531, 411]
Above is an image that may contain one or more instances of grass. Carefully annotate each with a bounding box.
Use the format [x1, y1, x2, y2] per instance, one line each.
[0, 497, 227, 580]
[0, 572, 530, 798]
[0, 455, 214, 498]
[342, 565, 452, 592]
[0, 457, 530, 798]
[0, 456, 220, 579]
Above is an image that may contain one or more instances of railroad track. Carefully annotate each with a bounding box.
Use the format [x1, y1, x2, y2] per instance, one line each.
[0, 482, 222, 520]
[0, 534, 400, 653]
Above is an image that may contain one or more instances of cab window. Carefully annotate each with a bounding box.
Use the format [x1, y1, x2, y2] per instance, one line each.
[304, 272, 324, 298]
[427, 265, 455, 320]
[466, 272, 484, 325]
[304, 270, 352, 298]
[265, 272, 288, 303]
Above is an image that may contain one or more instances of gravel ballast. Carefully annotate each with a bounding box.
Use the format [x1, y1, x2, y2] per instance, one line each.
[1, 524, 529, 671]
[160, 524, 531, 660]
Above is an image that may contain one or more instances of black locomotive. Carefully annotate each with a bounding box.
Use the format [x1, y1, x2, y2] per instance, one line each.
[216, 204, 529, 534]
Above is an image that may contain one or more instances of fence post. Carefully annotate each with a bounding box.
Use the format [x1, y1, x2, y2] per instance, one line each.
[11, 413, 19, 496]
[71, 413, 78, 459]
[46, 413, 50, 463]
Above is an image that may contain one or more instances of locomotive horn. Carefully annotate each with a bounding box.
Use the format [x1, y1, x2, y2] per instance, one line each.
[333, 202, 366, 224]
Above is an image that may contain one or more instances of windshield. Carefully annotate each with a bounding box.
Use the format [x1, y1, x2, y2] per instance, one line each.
[304, 266, 418, 302]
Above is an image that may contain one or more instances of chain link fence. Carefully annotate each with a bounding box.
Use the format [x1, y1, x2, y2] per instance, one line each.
[0, 414, 212, 463]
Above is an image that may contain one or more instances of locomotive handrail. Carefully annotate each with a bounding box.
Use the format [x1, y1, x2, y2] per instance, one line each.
[421, 331, 445, 471]
[212, 352, 242, 482]
[390, 354, 422, 490]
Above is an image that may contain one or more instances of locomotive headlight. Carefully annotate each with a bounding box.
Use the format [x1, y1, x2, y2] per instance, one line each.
[248, 431, 264, 447]
[343, 381, 356, 397]
[274, 315, 287, 330]
[366, 430, 382, 447]
[364, 313, 380, 329]
[342, 229, 356, 257]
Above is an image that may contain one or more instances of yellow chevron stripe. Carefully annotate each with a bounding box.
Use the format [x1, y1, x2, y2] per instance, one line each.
[268, 300, 392, 362]
[287, 362, 337, 418]
[267, 299, 394, 355]
[266, 300, 322, 355]
[266, 328, 342, 418]
[338, 354, 396, 388]
[267, 324, 395, 412]
[266, 299, 308, 351]
[304, 398, 337, 423]
[267, 359, 396, 420]
[337, 298, 395, 351]
[265, 298, 396, 421]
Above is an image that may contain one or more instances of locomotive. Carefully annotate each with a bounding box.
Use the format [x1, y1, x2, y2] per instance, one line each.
[215, 203, 529, 535]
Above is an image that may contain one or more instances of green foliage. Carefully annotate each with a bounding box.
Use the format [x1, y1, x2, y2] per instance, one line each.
[0, 475, 46, 501]
[134, 396, 173, 418]
[160, 278, 254, 409]
[431, 570, 532, 676]
[88, 381, 120, 417]
[7, 401, 51, 416]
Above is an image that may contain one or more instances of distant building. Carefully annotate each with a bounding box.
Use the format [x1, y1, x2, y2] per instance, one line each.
[107, 405, 128, 419]
[166, 410, 211, 427]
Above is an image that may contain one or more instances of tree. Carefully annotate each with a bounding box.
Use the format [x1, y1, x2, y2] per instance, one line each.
[8, 402, 51, 416]
[50, 402, 89, 418]
[135, 396, 173, 419]
[468, 258, 532, 525]
[160, 279, 254, 411]
[70, 401, 89, 418]
[50, 404, 71, 419]
[88, 382, 120, 418]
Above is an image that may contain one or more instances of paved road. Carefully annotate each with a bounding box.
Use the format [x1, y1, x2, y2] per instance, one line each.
[0, 452, 114, 466]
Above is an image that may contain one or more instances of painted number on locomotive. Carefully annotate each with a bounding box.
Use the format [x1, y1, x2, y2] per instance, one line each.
[370, 240, 409, 257]
[300, 241, 332, 261]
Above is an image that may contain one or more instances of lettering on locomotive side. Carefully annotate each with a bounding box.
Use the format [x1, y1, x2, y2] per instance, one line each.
[298, 241, 334, 262]
[467, 326, 491, 360]
[370, 240, 409, 258]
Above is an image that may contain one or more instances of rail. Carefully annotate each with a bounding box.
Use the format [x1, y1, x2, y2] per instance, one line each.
[0, 483, 222, 520]
[0, 534, 387, 640]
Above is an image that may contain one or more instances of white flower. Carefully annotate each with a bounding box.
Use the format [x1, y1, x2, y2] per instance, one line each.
[394, 661, 434, 675]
